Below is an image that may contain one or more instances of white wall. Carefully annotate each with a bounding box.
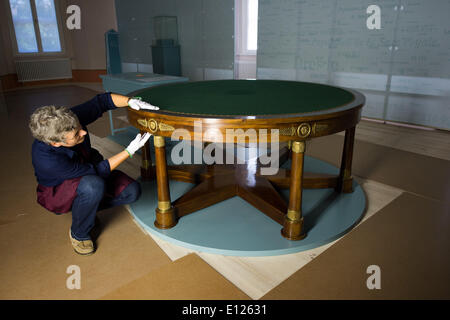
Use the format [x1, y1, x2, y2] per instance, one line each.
[0, 0, 16, 75]
[68, 0, 118, 70]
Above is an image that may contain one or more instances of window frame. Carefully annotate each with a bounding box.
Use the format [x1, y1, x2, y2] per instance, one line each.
[6, 0, 66, 57]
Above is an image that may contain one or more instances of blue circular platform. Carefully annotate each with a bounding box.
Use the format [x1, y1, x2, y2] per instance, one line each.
[128, 156, 367, 257]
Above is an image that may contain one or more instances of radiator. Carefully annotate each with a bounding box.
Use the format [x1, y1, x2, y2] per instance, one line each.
[15, 58, 72, 82]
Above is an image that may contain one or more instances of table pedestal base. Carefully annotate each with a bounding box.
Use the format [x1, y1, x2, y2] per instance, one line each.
[144, 127, 357, 241]
[128, 155, 366, 256]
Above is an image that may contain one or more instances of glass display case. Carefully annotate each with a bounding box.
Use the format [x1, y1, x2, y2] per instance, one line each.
[151, 16, 181, 76]
[153, 16, 178, 46]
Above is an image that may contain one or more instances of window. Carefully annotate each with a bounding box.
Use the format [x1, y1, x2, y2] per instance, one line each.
[8, 0, 63, 54]
[246, 0, 258, 52]
[237, 0, 258, 55]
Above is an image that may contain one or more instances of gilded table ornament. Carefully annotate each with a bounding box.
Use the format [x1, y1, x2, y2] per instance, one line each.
[297, 123, 312, 138]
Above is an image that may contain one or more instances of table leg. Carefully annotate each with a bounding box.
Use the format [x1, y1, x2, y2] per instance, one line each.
[154, 136, 177, 229]
[281, 141, 307, 240]
[140, 130, 155, 180]
[337, 126, 356, 193]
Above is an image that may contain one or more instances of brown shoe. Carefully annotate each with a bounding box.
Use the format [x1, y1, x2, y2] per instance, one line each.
[69, 230, 95, 255]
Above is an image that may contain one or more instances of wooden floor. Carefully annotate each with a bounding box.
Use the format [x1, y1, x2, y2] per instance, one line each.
[338, 119, 450, 161]
[1, 83, 448, 300]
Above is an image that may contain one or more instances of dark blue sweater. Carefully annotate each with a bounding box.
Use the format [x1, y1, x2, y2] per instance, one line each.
[31, 93, 117, 187]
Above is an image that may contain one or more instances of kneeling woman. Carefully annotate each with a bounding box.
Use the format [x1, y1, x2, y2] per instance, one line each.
[29, 93, 157, 255]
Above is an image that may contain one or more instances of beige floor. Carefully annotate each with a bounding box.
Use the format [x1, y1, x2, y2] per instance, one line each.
[0, 83, 448, 300]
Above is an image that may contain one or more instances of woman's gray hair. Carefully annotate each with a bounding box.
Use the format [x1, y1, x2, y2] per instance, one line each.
[29, 105, 80, 144]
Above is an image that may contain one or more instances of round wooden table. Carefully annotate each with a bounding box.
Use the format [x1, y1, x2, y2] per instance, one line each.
[127, 80, 365, 240]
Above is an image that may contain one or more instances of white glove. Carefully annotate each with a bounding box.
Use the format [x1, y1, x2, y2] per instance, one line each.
[125, 132, 152, 157]
[128, 97, 159, 111]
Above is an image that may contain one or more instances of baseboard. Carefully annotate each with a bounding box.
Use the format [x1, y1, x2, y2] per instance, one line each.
[1, 69, 106, 91]
[71, 69, 106, 82]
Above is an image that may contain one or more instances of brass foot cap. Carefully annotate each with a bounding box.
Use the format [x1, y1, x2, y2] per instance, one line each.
[281, 228, 307, 241]
[154, 220, 178, 229]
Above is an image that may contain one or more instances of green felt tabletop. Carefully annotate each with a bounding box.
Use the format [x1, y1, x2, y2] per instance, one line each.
[135, 80, 355, 117]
